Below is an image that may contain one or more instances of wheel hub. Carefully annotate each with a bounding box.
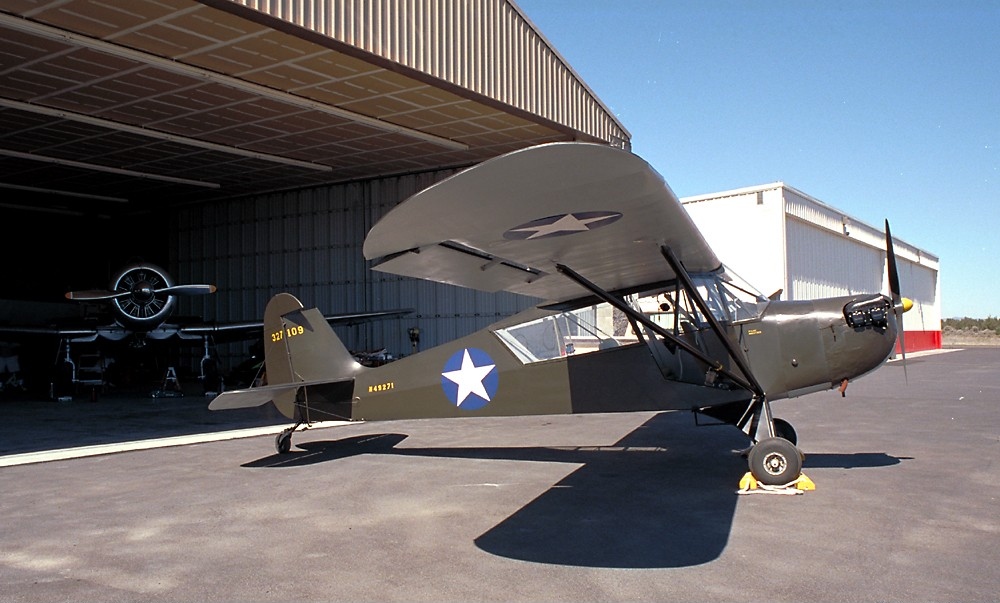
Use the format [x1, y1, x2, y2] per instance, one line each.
[763, 452, 788, 476]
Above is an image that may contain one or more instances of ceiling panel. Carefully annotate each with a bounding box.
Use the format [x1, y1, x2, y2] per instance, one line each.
[0, 0, 574, 218]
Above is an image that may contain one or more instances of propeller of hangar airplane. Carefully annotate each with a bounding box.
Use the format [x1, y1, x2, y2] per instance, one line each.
[64, 262, 215, 333]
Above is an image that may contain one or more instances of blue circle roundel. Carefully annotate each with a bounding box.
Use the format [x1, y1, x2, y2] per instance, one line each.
[440, 347, 498, 411]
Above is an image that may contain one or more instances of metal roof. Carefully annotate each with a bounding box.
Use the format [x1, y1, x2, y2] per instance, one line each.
[0, 0, 630, 218]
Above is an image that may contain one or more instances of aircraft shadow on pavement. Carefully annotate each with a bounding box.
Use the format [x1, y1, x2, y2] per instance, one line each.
[241, 433, 410, 468]
[243, 412, 751, 568]
[801, 451, 910, 469]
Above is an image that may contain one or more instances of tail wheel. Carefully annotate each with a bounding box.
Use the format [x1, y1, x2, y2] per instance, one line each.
[748, 437, 802, 486]
[275, 430, 292, 454]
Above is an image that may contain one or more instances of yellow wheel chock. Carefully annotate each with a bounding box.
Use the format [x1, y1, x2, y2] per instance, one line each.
[737, 472, 815, 495]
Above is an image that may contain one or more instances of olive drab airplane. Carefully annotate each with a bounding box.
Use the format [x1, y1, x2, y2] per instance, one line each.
[0, 261, 411, 386]
[209, 142, 912, 487]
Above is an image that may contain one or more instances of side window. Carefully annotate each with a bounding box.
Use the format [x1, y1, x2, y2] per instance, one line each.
[494, 304, 636, 364]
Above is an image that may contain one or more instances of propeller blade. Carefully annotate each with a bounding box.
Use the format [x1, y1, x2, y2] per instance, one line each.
[156, 284, 217, 296]
[885, 219, 907, 382]
[65, 290, 131, 301]
[885, 219, 901, 303]
[67, 284, 216, 300]
[897, 324, 908, 378]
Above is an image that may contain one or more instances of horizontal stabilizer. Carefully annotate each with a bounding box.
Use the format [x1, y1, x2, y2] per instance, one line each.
[208, 384, 300, 410]
[207, 378, 355, 412]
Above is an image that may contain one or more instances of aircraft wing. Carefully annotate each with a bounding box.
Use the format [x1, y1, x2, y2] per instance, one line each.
[0, 323, 110, 342]
[363, 142, 721, 304]
[160, 309, 414, 342]
[0, 309, 412, 343]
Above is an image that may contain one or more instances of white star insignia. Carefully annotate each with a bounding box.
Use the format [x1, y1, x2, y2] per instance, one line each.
[441, 349, 496, 407]
[509, 213, 609, 239]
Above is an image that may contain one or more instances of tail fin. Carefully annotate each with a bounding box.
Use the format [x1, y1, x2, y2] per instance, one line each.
[209, 293, 362, 421]
[263, 293, 361, 384]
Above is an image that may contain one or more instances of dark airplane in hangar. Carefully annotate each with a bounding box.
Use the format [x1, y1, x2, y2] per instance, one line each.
[0, 261, 410, 395]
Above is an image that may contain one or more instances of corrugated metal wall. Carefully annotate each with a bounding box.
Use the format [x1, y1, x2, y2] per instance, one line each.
[174, 170, 536, 372]
[784, 188, 884, 299]
[784, 185, 941, 334]
[786, 218, 884, 300]
[228, 0, 629, 146]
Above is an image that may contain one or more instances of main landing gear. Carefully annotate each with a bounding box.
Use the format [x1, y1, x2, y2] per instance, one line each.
[741, 412, 810, 490]
[747, 435, 802, 486]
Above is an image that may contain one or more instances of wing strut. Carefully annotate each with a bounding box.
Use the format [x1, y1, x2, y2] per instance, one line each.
[656, 245, 777, 440]
[554, 263, 756, 394]
[658, 246, 766, 399]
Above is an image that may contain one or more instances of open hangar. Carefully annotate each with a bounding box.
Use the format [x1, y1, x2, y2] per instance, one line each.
[0, 0, 936, 392]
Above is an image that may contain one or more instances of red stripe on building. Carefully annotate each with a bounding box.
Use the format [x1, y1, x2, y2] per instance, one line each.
[896, 331, 942, 354]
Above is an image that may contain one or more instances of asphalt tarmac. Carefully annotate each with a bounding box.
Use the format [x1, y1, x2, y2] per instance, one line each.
[0, 347, 997, 602]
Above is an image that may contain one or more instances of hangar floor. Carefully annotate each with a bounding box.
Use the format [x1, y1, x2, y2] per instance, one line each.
[0, 348, 997, 602]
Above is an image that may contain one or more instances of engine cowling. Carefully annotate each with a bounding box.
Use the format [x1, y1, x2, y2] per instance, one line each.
[109, 263, 176, 330]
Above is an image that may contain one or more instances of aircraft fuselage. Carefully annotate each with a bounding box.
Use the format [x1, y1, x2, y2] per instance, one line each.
[292, 292, 897, 426]
[740, 293, 898, 400]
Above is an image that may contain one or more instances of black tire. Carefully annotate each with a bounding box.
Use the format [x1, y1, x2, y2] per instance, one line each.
[275, 431, 292, 454]
[772, 418, 797, 445]
[748, 437, 802, 486]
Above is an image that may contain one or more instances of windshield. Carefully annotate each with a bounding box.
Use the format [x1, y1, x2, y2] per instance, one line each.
[493, 266, 768, 364]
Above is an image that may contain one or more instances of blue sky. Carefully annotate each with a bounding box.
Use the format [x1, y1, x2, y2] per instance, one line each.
[516, 1, 999, 319]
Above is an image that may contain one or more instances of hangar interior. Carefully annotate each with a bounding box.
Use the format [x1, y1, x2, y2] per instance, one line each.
[0, 0, 936, 395]
[0, 0, 630, 392]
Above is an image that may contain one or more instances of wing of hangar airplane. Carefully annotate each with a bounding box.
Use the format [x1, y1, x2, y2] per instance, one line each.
[0, 309, 413, 344]
[152, 308, 416, 343]
[362, 141, 722, 304]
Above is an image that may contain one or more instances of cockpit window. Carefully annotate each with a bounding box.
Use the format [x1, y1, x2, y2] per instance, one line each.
[493, 266, 768, 364]
[693, 270, 769, 324]
[493, 305, 637, 363]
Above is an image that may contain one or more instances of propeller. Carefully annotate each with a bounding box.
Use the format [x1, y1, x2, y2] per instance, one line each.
[65, 284, 216, 302]
[64, 263, 216, 330]
[885, 220, 913, 381]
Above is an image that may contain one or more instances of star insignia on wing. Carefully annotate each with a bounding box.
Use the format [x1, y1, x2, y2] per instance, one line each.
[503, 211, 622, 240]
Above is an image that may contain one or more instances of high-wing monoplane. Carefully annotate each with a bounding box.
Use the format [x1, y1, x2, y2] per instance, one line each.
[0, 260, 411, 390]
[209, 142, 911, 487]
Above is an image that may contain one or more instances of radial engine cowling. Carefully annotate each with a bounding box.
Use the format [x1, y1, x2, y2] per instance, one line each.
[109, 263, 177, 330]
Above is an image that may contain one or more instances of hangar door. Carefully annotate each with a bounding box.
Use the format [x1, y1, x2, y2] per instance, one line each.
[786, 218, 883, 300]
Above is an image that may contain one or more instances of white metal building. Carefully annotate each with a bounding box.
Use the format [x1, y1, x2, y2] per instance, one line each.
[681, 182, 942, 352]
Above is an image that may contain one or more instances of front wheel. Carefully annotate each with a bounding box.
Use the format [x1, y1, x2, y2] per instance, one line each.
[748, 437, 802, 486]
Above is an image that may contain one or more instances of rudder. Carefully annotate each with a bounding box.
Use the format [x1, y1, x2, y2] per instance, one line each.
[263, 293, 362, 420]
